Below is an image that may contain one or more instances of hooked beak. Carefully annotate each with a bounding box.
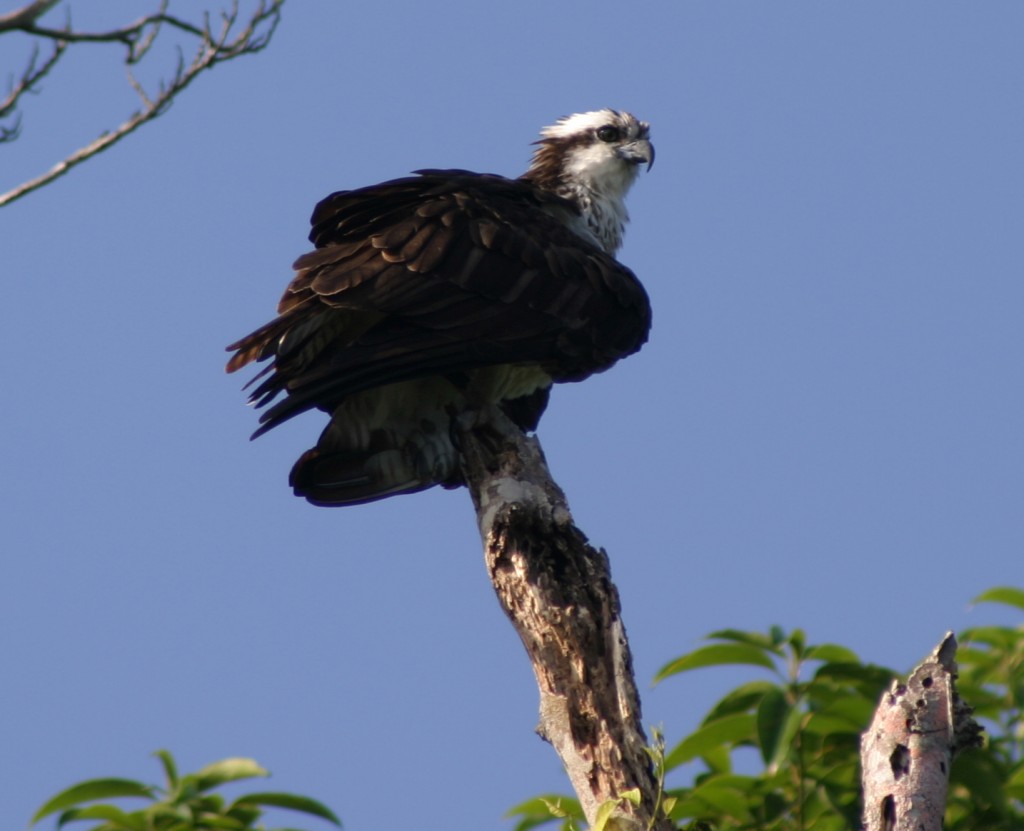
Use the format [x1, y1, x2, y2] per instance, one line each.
[617, 139, 655, 171]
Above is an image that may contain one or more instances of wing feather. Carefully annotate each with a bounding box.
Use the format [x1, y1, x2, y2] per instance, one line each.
[226, 170, 650, 435]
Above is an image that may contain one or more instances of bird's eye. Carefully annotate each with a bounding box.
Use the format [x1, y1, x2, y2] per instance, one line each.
[596, 126, 620, 142]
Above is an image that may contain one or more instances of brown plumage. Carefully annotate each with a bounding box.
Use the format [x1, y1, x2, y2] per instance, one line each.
[228, 110, 653, 506]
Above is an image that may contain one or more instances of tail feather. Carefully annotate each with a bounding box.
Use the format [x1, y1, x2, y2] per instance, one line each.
[289, 441, 461, 507]
[289, 447, 445, 506]
[289, 385, 461, 506]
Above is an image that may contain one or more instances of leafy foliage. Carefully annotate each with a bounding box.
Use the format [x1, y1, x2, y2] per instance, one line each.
[945, 588, 1024, 829]
[31, 751, 341, 831]
[29, 589, 1021, 831]
[509, 587, 1024, 831]
[653, 625, 881, 831]
[506, 795, 586, 831]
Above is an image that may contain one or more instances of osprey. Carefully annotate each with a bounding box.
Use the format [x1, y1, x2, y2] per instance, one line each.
[227, 109, 653, 506]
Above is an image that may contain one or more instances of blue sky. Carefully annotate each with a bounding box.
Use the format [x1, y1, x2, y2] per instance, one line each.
[2, 2, 1022, 829]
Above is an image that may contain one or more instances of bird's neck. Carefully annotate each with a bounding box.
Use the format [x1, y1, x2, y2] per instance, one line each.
[558, 179, 629, 255]
[522, 169, 629, 255]
[521, 140, 637, 254]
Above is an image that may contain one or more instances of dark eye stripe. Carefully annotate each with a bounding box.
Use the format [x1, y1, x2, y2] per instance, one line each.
[596, 126, 620, 142]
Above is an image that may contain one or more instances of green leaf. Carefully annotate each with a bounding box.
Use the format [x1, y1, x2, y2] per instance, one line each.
[32, 779, 156, 824]
[660, 795, 677, 816]
[191, 794, 225, 814]
[961, 625, 1019, 648]
[971, 586, 1024, 611]
[538, 798, 570, 819]
[145, 804, 191, 827]
[811, 662, 895, 698]
[949, 645, 997, 672]
[154, 750, 179, 790]
[705, 629, 783, 653]
[760, 791, 788, 823]
[687, 781, 754, 823]
[232, 792, 341, 826]
[803, 712, 863, 737]
[664, 714, 756, 770]
[655, 645, 776, 683]
[1006, 781, 1024, 802]
[662, 792, 704, 821]
[816, 696, 875, 728]
[952, 684, 1005, 719]
[54, 805, 141, 831]
[617, 788, 641, 807]
[591, 798, 618, 831]
[704, 681, 779, 721]
[701, 744, 732, 774]
[767, 701, 805, 771]
[505, 794, 582, 831]
[225, 804, 263, 827]
[755, 687, 790, 766]
[192, 814, 246, 830]
[817, 760, 860, 790]
[804, 644, 860, 664]
[189, 759, 268, 792]
[788, 628, 806, 658]
[949, 750, 1007, 807]
[696, 773, 760, 790]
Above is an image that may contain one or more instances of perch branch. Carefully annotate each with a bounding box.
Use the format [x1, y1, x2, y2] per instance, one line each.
[860, 632, 983, 831]
[458, 407, 673, 831]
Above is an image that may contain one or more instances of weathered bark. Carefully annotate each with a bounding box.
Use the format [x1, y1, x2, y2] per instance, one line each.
[860, 632, 983, 831]
[458, 407, 672, 831]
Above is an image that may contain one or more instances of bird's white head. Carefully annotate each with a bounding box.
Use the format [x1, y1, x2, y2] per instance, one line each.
[523, 109, 653, 253]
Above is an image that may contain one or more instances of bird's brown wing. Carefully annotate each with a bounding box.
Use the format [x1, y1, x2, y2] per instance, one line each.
[226, 170, 650, 437]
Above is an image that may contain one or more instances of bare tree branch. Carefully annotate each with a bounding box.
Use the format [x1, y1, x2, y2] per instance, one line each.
[861, 633, 984, 831]
[0, 113, 19, 142]
[0, 38, 66, 142]
[0, 0, 284, 207]
[0, 0, 61, 30]
[458, 407, 674, 831]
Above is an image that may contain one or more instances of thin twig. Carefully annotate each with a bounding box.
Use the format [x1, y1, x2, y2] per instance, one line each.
[1, 38, 66, 119]
[0, 112, 21, 143]
[0, 1, 283, 207]
[127, 0, 168, 65]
